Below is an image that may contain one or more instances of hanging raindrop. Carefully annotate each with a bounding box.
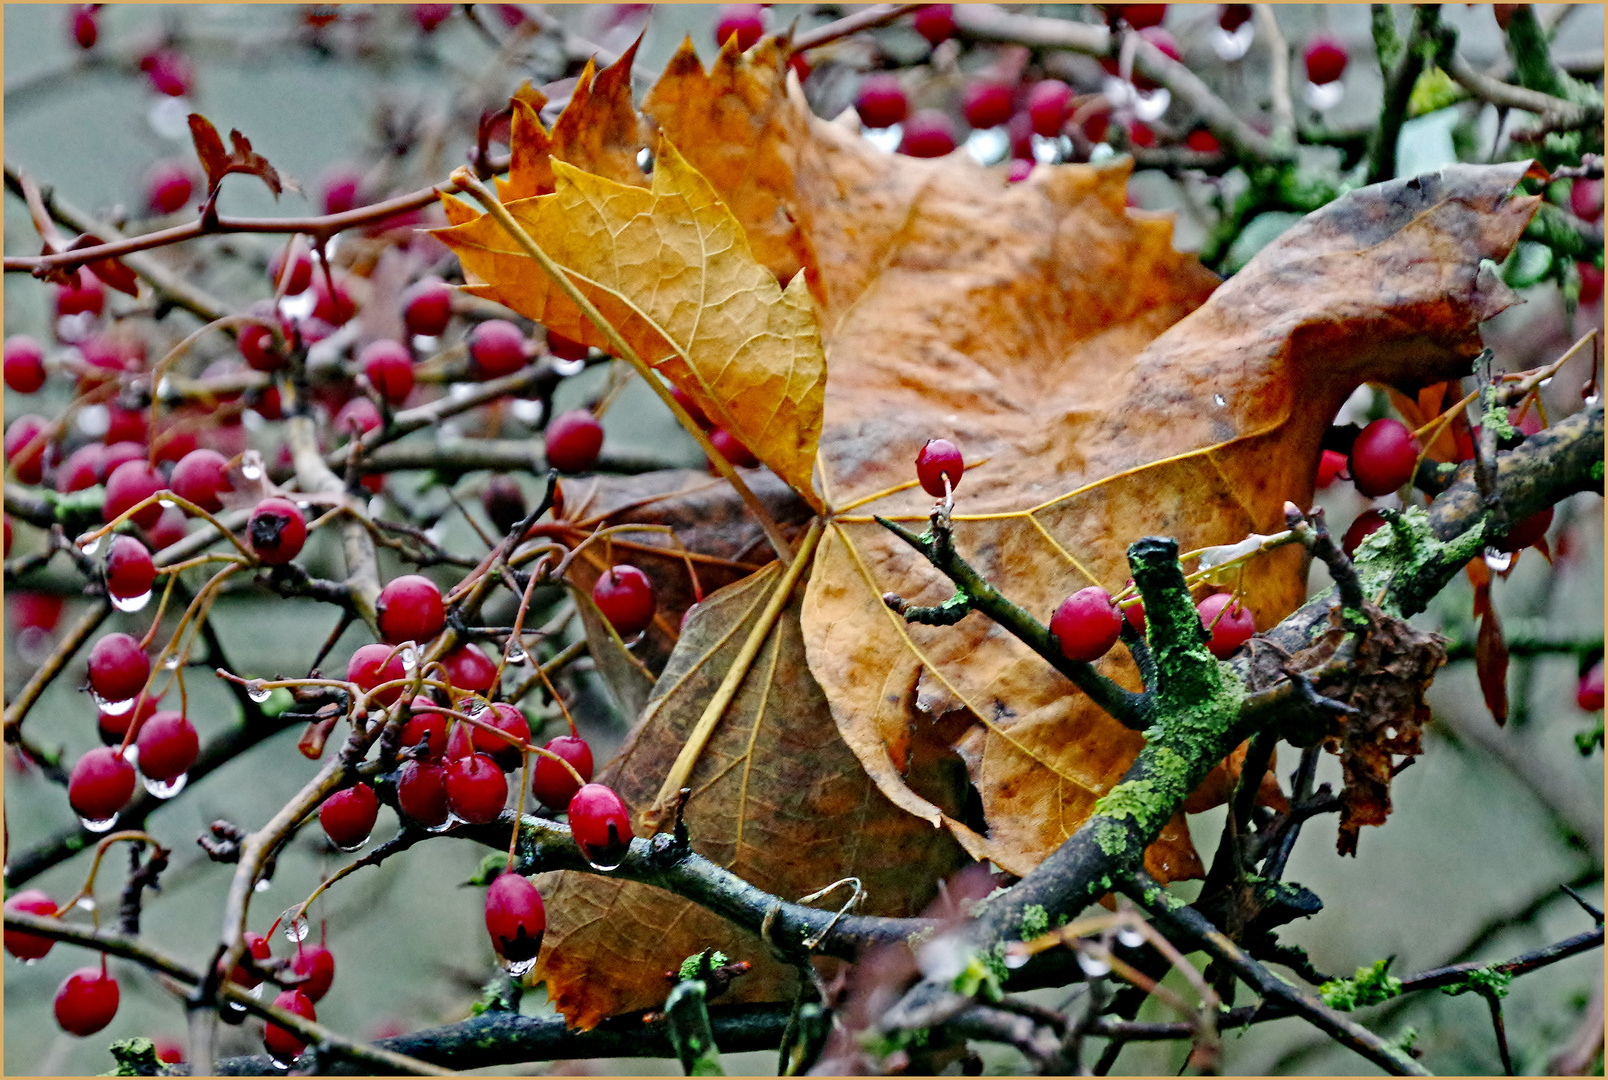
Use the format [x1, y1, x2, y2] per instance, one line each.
[143, 773, 188, 799]
[122, 745, 139, 766]
[76, 896, 97, 912]
[1483, 547, 1514, 573]
[284, 919, 309, 944]
[1133, 87, 1171, 122]
[582, 848, 627, 873]
[1117, 926, 1144, 948]
[1211, 22, 1254, 61]
[503, 955, 538, 978]
[1077, 950, 1111, 978]
[110, 590, 153, 613]
[247, 683, 273, 704]
[504, 645, 528, 665]
[863, 123, 903, 154]
[159, 498, 176, 509]
[550, 357, 585, 378]
[163, 654, 181, 670]
[254, 878, 272, 893]
[81, 814, 120, 833]
[79, 537, 102, 556]
[99, 696, 136, 717]
[1303, 81, 1345, 111]
[510, 399, 543, 426]
[400, 644, 419, 672]
[241, 452, 265, 481]
[1002, 947, 1031, 969]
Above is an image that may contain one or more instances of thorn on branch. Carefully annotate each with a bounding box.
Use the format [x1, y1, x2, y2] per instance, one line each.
[118, 842, 170, 936]
[1285, 502, 1365, 627]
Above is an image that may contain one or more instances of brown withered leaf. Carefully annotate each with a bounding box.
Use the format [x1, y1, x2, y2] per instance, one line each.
[436, 140, 828, 507]
[1467, 558, 1509, 724]
[187, 113, 283, 199]
[535, 563, 969, 1029]
[1326, 608, 1448, 857]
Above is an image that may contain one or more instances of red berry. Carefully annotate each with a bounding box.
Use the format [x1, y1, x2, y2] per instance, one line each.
[1570, 179, 1604, 223]
[469, 320, 527, 378]
[1579, 262, 1604, 305]
[481, 475, 527, 534]
[55, 270, 106, 318]
[238, 317, 285, 372]
[144, 507, 188, 552]
[1342, 508, 1389, 559]
[900, 110, 958, 158]
[1315, 448, 1349, 488]
[413, 4, 453, 32]
[1185, 128, 1221, 154]
[533, 735, 594, 810]
[568, 783, 632, 867]
[151, 425, 197, 466]
[264, 988, 316, 1064]
[1578, 659, 1605, 712]
[6, 414, 51, 485]
[5, 335, 47, 393]
[104, 535, 155, 602]
[442, 643, 497, 695]
[347, 643, 407, 707]
[248, 497, 307, 565]
[473, 703, 531, 772]
[962, 82, 1015, 130]
[54, 967, 119, 1037]
[1197, 593, 1255, 659]
[3, 514, 9, 558]
[789, 51, 812, 82]
[70, 6, 98, 49]
[402, 276, 452, 337]
[708, 426, 758, 469]
[153, 1041, 184, 1065]
[592, 564, 656, 637]
[377, 574, 445, 644]
[103, 404, 148, 447]
[1218, 4, 1251, 31]
[68, 745, 137, 823]
[446, 753, 509, 823]
[169, 448, 231, 512]
[134, 710, 198, 782]
[1304, 34, 1348, 85]
[5, 890, 59, 960]
[1121, 4, 1168, 29]
[446, 719, 474, 762]
[545, 330, 590, 361]
[1349, 418, 1420, 497]
[1050, 586, 1123, 662]
[52, 445, 99, 495]
[913, 4, 956, 45]
[146, 161, 194, 215]
[322, 166, 363, 216]
[1007, 158, 1035, 183]
[103, 460, 165, 529]
[545, 410, 604, 473]
[88, 632, 151, 704]
[100, 440, 146, 480]
[313, 276, 357, 326]
[334, 397, 382, 443]
[856, 73, 909, 129]
[229, 931, 273, 988]
[1027, 79, 1072, 137]
[361, 339, 415, 406]
[715, 4, 765, 50]
[140, 48, 193, 97]
[668, 384, 712, 429]
[485, 871, 546, 964]
[1492, 506, 1553, 553]
[915, 438, 964, 497]
[320, 783, 379, 849]
[402, 697, 448, 758]
[290, 943, 335, 1002]
[269, 245, 314, 295]
[98, 693, 159, 745]
[397, 759, 449, 826]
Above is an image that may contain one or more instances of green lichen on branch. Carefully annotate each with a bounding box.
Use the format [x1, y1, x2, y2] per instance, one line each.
[1350, 506, 1487, 618]
[1438, 964, 1513, 1000]
[1019, 904, 1049, 942]
[101, 1038, 165, 1077]
[1319, 958, 1404, 1011]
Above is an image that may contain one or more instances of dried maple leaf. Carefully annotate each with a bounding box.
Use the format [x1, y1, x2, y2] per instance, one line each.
[436, 139, 827, 508]
[535, 564, 969, 1029]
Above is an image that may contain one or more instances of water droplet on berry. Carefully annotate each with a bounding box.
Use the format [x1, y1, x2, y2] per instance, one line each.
[1133, 87, 1171, 122]
[1003, 947, 1030, 969]
[510, 399, 543, 426]
[143, 773, 188, 799]
[1077, 950, 1111, 978]
[1483, 547, 1514, 573]
[159, 498, 176, 509]
[1117, 926, 1144, 948]
[400, 644, 419, 671]
[99, 696, 136, 717]
[1211, 22, 1254, 61]
[110, 589, 153, 613]
[411, 334, 439, 352]
[81, 814, 120, 833]
[964, 127, 1010, 166]
[279, 291, 315, 320]
[247, 683, 273, 704]
[1587, 392, 1601, 407]
[424, 818, 455, 834]
[254, 878, 272, 893]
[582, 848, 627, 873]
[284, 919, 309, 943]
[76, 404, 111, 438]
[503, 955, 538, 978]
[1303, 80, 1345, 111]
[551, 357, 585, 377]
[863, 123, 902, 154]
[147, 95, 192, 139]
[122, 745, 139, 765]
[24, 956, 39, 966]
[242, 462, 263, 481]
[334, 838, 367, 853]
[79, 537, 102, 556]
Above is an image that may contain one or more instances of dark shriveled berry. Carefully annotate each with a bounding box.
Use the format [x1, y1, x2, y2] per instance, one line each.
[248, 497, 307, 565]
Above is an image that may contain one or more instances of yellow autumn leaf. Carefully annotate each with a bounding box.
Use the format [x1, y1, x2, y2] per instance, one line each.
[434, 139, 827, 509]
